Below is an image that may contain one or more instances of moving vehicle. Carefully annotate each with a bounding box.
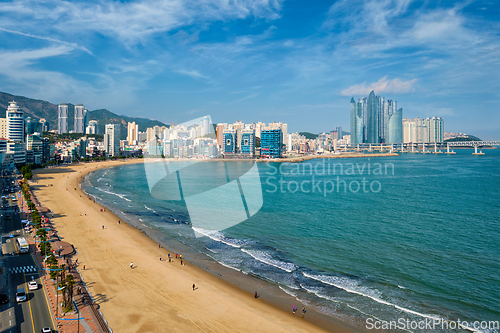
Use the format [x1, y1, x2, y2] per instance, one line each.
[16, 288, 26, 302]
[41, 328, 52, 333]
[16, 237, 29, 254]
[28, 280, 38, 291]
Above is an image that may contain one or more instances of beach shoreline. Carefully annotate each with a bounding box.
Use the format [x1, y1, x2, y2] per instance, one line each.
[32, 159, 361, 333]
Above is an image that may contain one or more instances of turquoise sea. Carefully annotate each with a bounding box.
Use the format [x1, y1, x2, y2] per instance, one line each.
[81, 150, 500, 332]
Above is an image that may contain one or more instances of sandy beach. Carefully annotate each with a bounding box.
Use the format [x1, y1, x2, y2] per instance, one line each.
[31, 160, 355, 333]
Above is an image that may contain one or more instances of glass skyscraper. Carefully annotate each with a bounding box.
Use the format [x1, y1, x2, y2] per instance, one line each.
[349, 90, 403, 144]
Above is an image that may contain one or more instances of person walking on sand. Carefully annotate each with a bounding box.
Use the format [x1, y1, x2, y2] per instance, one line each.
[159, 256, 162, 261]
[130, 262, 133, 268]
[292, 304, 296, 314]
[302, 306, 306, 318]
[192, 283, 196, 291]
[83, 265, 86, 270]
[180, 259, 183, 265]
[102, 225, 104, 229]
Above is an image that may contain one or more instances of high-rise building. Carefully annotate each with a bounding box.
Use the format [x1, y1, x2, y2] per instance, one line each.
[367, 91, 380, 143]
[388, 108, 403, 144]
[86, 120, 98, 135]
[74, 104, 87, 133]
[104, 124, 121, 157]
[0, 118, 6, 139]
[7, 101, 26, 164]
[58, 104, 69, 134]
[127, 122, 139, 145]
[350, 98, 363, 144]
[403, 117, 444, 143]
[240, 129, 256, 156]
[426, 117, 444, 143]
[223, 129, 237, 154]
[27, 134, 43, 164]
[25, 116, 42, 135]
[216, 124, 226, 148]
[0, 138, 6, 152]
[261, 129, 283, 158]
[350, 91, 403, 144]
[42, 137, 51, 163]
[39, 118, 49, 132]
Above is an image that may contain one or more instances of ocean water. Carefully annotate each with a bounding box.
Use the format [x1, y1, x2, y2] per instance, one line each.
[81, 150, 500, 332]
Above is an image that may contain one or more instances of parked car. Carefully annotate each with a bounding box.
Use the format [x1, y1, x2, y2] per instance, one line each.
[0, 294, 8, 304]
[41, 328, 52, 333]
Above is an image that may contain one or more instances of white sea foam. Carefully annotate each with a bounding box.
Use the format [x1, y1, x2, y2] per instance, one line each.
[241, 249, 297, 273]
[96, 188, 131, 202]
[144, 205, 155, 212]
[205, 253, 241, 272]
[192, 227, 246, 248]
[303, 273, 445, 322]
[279, 286, 297, 298]
[205, 247, 218, 254]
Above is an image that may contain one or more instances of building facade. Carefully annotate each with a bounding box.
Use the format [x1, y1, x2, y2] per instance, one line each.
[7, 101, 26, 164]
[350, 91, 403, 144]
[0, 118, 6, 139]
[74, 104, 87, 133]
[403, 117, 444, 143]
[104, 124, 121, 157]
[223, 129, 237, 154]
[261, 129, 283, 158]
[58, 104, 69, 134]
[127, 122, 139, 145]
[240, 129, 256, 156]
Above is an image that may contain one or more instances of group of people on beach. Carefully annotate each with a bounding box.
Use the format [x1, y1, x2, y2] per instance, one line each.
[292, 304, 306, 318]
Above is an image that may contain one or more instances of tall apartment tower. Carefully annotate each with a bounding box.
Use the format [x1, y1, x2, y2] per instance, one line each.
[350, 91, 403, 144]
[104, 124, 121, 157]
[7, 101, 26, 164]
[58, 104, 69, 134]
[127, 122, 139, 145]
[74, 104, 87, 133]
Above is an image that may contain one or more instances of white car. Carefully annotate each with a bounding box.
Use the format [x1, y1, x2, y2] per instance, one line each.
[41, 328, 51, 333]
[16, 288, 26, 302]
[28, 280, 38, 291]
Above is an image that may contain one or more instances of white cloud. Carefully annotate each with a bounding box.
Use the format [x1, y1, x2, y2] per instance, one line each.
[176, 69, 210, 80]
[0, 0, 284, 44]
[341, 76, 417, 96]
[0, 27, 93, 55]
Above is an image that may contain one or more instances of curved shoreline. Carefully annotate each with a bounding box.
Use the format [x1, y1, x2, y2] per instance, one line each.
[32, 160, 361, 333]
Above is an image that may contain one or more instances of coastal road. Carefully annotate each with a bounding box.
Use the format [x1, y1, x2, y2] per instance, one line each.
[0, 187, 56, 333]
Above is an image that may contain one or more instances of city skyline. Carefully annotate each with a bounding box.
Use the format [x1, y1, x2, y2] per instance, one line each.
[0, 1, 498, 139]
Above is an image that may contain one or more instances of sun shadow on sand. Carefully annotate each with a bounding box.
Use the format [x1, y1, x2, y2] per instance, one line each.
[93, 293, 112, 305]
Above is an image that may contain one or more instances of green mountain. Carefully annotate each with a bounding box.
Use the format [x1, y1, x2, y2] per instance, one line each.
[89, 109, 168, 138]
[0, 91, 58, 126]
[445, 135, 482, 142]
[0, 91, 168, 139]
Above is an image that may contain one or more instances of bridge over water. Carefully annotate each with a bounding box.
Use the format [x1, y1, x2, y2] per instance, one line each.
[343, 141, 500, 155]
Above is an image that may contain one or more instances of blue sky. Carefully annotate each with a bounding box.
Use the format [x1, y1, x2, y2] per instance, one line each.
[0, 0, 498, 138]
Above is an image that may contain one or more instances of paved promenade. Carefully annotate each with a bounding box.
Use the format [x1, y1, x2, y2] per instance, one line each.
[21, 184, 111, 333]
